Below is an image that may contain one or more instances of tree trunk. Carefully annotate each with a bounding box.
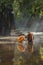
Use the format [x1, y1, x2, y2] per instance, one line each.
[0, 4, 15, 36]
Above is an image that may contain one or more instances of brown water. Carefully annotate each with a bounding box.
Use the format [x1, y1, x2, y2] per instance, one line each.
[0, 36, 43, 65]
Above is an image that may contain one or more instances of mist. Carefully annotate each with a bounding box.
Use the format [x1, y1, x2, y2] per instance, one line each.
[15, 16, 43, 32]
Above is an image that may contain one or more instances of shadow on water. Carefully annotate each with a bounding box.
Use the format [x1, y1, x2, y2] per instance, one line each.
[0, 43, 15, 65]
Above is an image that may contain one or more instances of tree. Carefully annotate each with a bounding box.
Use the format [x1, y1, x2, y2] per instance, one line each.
[13, 0, 43, 17]
[0, 0, 15, 35]
[0, 0, 43, 35]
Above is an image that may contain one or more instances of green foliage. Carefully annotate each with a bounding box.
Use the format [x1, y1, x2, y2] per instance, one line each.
[0, 0, 14, 13]
[0, 0, 14, 4]
[0, 0, 43, 17]
[13, 0, 43, 17]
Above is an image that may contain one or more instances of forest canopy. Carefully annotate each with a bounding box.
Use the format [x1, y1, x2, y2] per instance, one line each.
[13, 0, 43, 17]
[0, 0, 43, 17]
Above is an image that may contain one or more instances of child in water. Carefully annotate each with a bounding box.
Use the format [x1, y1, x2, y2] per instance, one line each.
[17, 32, 34, 53]
[17, 35, 25, 52]
[27, 32, 34, 53]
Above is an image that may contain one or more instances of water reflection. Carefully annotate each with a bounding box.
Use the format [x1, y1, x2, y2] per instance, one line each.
[0, 34, 43, 65]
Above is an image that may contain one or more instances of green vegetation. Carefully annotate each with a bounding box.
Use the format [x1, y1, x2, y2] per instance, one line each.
[0, 0, 43, 17]
[13, 0, 43, 18]
[0, 0, 43, 35]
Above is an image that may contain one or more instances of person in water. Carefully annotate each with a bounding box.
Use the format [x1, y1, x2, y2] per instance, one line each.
[27, 32, 34, 53]
[17, 32, 34, 53]
[17, 35, 25, 52]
